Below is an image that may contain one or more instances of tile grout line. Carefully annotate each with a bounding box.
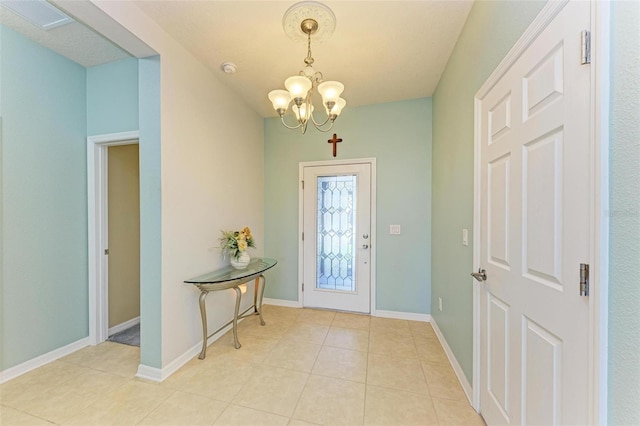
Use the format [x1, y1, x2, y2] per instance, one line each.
[414, 328, 436, 400]
[287, 367, 313, 424]
[133, 387, 178, 426]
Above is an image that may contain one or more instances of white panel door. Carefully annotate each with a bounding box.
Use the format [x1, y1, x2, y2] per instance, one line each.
[302, 163, 371, 313]
[478, 1, 591, 424]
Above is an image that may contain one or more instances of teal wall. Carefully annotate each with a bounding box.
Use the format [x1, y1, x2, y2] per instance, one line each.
[0, 26, 88, 369]
[608, 2, 640, 424]
[87, 58, 139, 136]
[138, 56, 162, 368]
[431, 0, 640, 419]
[0, 27, 154, 371]
[264, 98, 432, 314]
[431, 1, 545, 381]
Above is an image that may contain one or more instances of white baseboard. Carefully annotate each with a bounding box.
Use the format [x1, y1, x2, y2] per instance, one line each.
[430, 318, 473, 403]
[135, 364, 164, 382]
[262, 298, 301, 308]
[374, 309, 431, 322]
[0, 337, 91, 384]
[136, 320, 238, 382]
[261, 300, 431, 323]
[108, 316, 140, 336]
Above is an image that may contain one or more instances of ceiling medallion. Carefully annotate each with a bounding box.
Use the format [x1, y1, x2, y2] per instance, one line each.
[282, 1, 336, 43]
[268, 1, 345, 134]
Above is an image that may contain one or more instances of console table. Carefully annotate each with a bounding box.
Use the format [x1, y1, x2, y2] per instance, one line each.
[184, 258, 277, 359]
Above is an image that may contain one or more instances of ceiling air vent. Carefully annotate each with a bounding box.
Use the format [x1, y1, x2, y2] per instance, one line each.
[1, 0, 74, 30]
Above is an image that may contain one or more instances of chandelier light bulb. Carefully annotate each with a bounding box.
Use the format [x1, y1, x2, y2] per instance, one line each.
[268, 90, 292, 113]
[317, 81, 344, 104]
[328, 97, 347, 117]
[293, 103, 314, 122]
[285, 76, 312, 99]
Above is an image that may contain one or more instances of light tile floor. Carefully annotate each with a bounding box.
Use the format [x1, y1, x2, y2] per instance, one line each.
[0, 306, 485, 426]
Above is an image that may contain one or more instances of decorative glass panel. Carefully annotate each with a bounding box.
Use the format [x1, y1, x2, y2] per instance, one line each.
[316, 175, 356, 291]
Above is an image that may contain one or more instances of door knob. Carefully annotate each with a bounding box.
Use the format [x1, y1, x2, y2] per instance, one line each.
[362, 244, 369, 249]
[471, 268, 487, 282]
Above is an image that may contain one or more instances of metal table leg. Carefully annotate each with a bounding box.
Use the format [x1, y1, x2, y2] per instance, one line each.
[253, 277, 260, 313]
[257, 274, 266, 326]
[232, 286, 242, 349]
[198, 290, 209, 359]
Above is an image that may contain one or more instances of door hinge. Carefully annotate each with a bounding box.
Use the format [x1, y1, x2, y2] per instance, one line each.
[302, 283, 304, 292]
[301, 180, 304, 190]
[302, 232, 304, 241]
[104, 248, 109, 255]
[580, 263, 590, 296]
[581, 30, 591, 65]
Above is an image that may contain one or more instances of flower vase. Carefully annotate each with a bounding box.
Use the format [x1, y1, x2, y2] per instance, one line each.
[230, 251, 250, 270]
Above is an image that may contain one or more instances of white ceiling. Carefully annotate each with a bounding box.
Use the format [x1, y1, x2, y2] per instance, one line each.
[0, 1, 130, 67]
[1, 0, 473, 118]
[132, 1, 474, 118]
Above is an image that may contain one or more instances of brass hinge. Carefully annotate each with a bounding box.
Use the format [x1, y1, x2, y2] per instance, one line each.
[580, 263, 590, 296]
[301, 180, 304, 190]
[104, 248, 109, 255]
[581, 30, 591, 65]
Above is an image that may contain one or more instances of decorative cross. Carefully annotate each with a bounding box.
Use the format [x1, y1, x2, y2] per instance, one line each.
[328, 133, 343, 157]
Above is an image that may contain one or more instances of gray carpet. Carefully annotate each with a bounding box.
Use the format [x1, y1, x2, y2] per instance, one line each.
[108, 323, 140, 347]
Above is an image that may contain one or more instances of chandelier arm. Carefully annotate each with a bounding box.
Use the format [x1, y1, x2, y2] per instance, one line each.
[279, 115, 304, 130]
[312, 119, 335, 133]
[309, 111, 331, 127]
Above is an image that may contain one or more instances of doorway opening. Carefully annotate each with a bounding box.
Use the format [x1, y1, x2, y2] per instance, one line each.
[87, 131, 141, 347]
[105, 143, 140, 347]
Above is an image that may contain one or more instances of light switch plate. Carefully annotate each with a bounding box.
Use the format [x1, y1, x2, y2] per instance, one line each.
[462, 228, 469, 246]
[390, 225, 401, 235]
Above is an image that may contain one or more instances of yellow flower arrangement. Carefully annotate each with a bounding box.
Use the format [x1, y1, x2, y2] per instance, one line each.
[220, 227, 256, 260]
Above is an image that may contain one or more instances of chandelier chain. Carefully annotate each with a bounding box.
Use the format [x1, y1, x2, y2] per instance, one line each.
[304, 31, 314, 66]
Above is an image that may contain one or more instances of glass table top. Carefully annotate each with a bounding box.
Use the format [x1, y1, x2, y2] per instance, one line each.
[184, 258, 277, 284]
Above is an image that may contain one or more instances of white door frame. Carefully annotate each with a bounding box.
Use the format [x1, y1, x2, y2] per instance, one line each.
[298, 158, 377, 315]
[87, 131, 140, 345]
[471, 1, 609, 423]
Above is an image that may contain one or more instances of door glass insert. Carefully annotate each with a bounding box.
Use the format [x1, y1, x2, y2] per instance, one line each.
[316, 175, 357, 292]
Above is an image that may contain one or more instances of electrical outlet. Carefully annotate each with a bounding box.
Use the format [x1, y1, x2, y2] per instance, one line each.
[390, 225, 401, 235]
[438, 297, 443, 312]
[462, 228, 469, 246]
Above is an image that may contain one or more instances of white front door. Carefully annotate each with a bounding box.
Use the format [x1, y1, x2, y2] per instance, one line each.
[302, 162, 371, 313]
[477, 1, 591, 424]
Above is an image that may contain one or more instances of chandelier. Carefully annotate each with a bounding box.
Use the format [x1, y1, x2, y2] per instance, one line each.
[267, 2, 346, 134]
